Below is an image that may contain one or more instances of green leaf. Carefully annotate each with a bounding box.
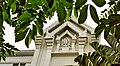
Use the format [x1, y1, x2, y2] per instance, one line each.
[2, 3, 7, 11]
[108, 1, 115, 5]
[66, 9, 72, 20]
[92, 0, 106, 7]
[31, 24, 37, 40]
[100, 18, 111, 25]
[110, 0, 118, 1]
[11, 2, 16, 13]
[105, 35, 117, 48]
[28, 0, 42, 5]
[95, 25, 105, 38]
[0, 0, 4, 5]
[90, 5, 99, 24]
[1, 48, 5, 54]
[20, 0, 26, 6]
[91, 42, 99, 51]
[15, 19, 32, 33]
[37, 26, 43, 35]
[0, 8, 3, 27]
[19, 11, 31, 21]
[110, 26, 115, 34]
[0, 56, 1, 61]
[1, 53, 6, 61]
[20, 21, 31, 29]
[35, 21, 43, 35]
[108, 14, 120, 20]
[37, 18, 44, 28]
[27, 9, 37, 14]
[78, 5, 88, 24]
[74, 8, 78, 18]
[12, 47, 19, 51]
[116, 1, 120, 11]
[2, 11, 8, 20]
[5, 19, 12, 25]
[93, 53, 100, 64]
[7, 0, 14, 6]
[109, 21, 119, 26]
[15, 28, 29, 42]
[6, 49, 11, 55]
[60, 0, 72, 8]
[108, 14, 120, 26]
[104, 27, 111, 38]
[66, 0, 73, 3]
[25, 29, 32, 48]
[47, 0, 54, 8]
[57, 3, 66, 22]
[115, 25, 120, 39]
[75, 0, 87, 10]
[24, 4, 39, 10]
[49, 0, 57, 12]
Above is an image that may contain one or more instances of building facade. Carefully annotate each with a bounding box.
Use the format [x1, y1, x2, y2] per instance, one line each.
[0, 17, 97, 66]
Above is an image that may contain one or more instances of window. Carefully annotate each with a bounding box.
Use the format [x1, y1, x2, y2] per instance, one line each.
[66, 65, 73, 66]
[13, 63, 26, 66]
[13, 64, 19, 66]
[20, 63, 26, 66]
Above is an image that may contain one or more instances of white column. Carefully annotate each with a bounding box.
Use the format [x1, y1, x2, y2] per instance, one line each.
[72, 43, 75, 51]
[31, 37, 47, 66]
[56, 40, 60, 51]
[30, 49, 40, 66]
[44, 47, 52, 66]
[71, 39, 76, 51]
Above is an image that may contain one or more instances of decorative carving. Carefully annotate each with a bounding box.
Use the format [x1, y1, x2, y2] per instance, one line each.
[61, 37, 71, 47]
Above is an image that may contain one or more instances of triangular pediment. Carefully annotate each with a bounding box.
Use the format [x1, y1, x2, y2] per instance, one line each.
[56, 30, 76, 40]
[44, 17, 94, 37]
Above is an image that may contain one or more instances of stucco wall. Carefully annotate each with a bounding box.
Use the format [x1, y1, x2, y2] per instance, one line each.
[50, 52, 79, 66]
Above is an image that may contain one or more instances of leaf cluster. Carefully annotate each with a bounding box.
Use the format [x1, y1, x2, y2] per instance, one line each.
[0, 0, 120, 63]
[75, 0, 120, 66]
[75, 35, 120, 66]
[0, 43, 19, 61]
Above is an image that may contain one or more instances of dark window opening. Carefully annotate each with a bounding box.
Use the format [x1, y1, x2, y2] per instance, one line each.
[13, 63, 19, 66]
[13, 63, 26, 66]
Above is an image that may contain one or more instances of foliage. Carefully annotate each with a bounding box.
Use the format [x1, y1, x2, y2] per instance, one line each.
[0, 0, 120, 64]
[0, 0, 19, 61]
[74, 0, 120, 66]
[75, 35, 120, 66]
[0, 43, 19, 61]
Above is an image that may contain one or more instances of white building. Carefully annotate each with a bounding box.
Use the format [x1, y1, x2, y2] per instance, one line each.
[0, 17, 98, 66]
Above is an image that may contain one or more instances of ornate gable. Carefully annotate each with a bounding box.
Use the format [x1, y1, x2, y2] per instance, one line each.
[33, 17, 98, 66]
[44, 17, 94, 37]
[35, 17, 96, 52]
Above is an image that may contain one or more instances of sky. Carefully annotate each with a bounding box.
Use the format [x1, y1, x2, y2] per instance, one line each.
[3, 0, 109, 50]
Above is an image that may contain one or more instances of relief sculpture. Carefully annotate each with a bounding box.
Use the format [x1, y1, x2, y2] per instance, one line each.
[61, 37, 71, 47]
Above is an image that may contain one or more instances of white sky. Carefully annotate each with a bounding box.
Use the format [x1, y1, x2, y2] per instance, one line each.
[3, 0, 109, 50]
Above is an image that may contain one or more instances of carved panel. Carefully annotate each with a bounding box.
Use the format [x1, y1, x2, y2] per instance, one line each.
[61, 37, 71, 47]
[59, 36, 72, 51]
